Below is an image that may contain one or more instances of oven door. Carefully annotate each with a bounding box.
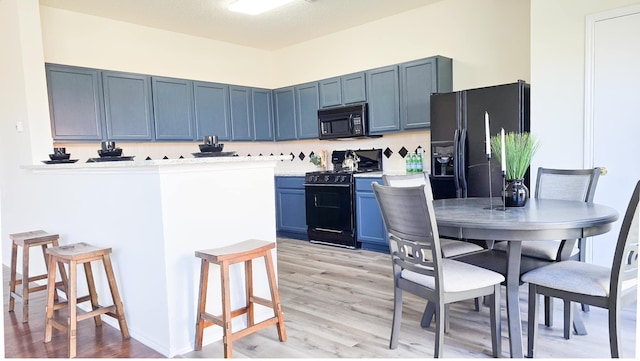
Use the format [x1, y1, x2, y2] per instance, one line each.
[304, 184, 354, 232]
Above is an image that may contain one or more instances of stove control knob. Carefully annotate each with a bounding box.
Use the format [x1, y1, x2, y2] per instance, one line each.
[324, 175, 330, 182]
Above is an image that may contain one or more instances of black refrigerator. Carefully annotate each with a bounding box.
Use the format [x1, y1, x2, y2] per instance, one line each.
[429, 80, 530, 199]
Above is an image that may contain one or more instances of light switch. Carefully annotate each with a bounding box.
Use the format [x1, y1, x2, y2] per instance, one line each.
[16, 121, 23, 132]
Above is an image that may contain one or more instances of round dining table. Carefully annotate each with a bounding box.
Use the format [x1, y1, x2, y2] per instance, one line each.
[432, 197, 619, 358]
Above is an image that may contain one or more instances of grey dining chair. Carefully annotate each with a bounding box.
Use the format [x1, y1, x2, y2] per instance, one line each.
[522, 179, 639, 358]
[382, 173, 485, 258]
[372, 182, 503, 358]
[493, 167, 601, 325]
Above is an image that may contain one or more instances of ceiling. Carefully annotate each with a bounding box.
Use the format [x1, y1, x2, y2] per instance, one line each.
[38, 0, 442, 50]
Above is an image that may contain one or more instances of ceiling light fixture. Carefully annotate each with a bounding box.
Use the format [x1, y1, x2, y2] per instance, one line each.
[228, 0, 296, 15]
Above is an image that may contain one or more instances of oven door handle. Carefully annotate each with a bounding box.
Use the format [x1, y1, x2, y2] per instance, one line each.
[304, 184, 352, 187]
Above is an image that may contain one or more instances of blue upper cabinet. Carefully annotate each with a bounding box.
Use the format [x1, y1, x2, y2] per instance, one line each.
[318, 72, 366, 108]
[341, 72, 366, 104]
[152, 77, 195, 141]
[46, 64, 105, 141]
[252, 88, 274, 141]
[400, 56, 452, 130]
[366, 65, 400, 134]
[319, 77, 341, 108]
[295, 82, 320, 139]
[274, 87, 297, 140]
[229, 85, 253, 141]
[193, 81, 231, 142]
[102, 71, 154, 141]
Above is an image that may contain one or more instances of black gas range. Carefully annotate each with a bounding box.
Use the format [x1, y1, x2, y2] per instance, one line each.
[304, 149, 382, 249]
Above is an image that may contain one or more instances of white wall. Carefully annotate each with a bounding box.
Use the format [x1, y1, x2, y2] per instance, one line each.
[530, 0, 640, 170]
[273, 0, 530, 89]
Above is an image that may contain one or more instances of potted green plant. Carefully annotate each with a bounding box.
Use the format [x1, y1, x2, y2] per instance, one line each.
[490, 131, 539, 206]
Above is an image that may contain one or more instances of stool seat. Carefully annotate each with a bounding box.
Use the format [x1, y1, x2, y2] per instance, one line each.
[194, 239, 287, 358]
[8, 230, 67, 323]
[44, 242, 129, 358]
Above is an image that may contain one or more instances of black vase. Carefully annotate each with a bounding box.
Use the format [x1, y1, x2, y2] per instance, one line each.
[504, 179, 529, 207]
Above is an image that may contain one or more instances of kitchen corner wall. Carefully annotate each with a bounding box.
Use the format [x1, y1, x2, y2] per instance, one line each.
[38, 0, 530, 175]
[56, 130, 431, 175]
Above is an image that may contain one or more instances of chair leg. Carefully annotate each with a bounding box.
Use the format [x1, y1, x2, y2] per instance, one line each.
[389, 286, 403, 350]
[83, 262, 103, 327]
[434, 302, 445, 358]
[489, 285, 502, 358]
[444, 304, 450, 334]
[544, 296, 553, 327]
[474, 297, 481, 312]
[527, 283, 539, 358]
[608, 305, 621, 358]
[421, 301, 435, 328]
[563, 299, 573, 340]
[21, 244, 30, 323]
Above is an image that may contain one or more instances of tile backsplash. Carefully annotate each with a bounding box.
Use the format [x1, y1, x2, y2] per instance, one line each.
[55, 130, 431, 175]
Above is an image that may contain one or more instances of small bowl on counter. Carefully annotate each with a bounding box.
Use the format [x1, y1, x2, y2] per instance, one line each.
[199, 143, 224, 153]
[49, 153, 71, 160]
[98, 148, 123, 157]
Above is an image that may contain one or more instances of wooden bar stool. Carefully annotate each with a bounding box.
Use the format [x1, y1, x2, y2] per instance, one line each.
[44, 242, 130, 358]
[194, 239, 287, 358]
[8, 230, 67, 323]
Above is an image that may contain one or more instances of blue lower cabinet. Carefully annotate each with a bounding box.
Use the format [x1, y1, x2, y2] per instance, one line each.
[275, 177, 307, 240]
[355, 177, 388, 253]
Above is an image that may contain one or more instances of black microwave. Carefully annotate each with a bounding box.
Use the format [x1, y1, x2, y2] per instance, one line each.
[318, 103, 369, 140]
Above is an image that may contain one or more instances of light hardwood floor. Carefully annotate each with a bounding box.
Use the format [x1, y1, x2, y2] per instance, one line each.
[184, 237, 637, 358]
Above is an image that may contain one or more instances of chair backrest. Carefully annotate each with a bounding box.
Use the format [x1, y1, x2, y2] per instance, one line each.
[372, 182, 444, 293]
[382, 172, 432, 201]
[535, 167, 601, 203]
[610, 180, 639, 304]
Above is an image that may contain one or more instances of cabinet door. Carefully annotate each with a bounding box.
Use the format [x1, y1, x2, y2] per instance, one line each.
[366, 66, 400, 134]
[319, 77, 342, 108]
[275, 177, 307, 237]
[342, 72, 366, 104]
[46, 64, 105, 141]
[252, 88, 274, 141]
[229, 85, 253, 141]
[102, 71, 154, 140]
[193, 81, 231, 142]
[152, 77, 195, 141]
[355, 178, 388, 252]
[400, 56, 452, 130]
[274, 87, 297, 140]
[295, 82, 320, 139]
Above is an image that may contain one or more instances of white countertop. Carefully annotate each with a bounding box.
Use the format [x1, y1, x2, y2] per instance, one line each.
[26, 154, 292, 171]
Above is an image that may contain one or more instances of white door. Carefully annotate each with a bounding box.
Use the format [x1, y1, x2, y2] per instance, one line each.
[585, 5, 640, 266]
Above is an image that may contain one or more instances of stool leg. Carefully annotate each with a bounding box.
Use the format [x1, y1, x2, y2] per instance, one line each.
[44, 256, 58, 343]
[8, 242, 18, 313]
[264, 251, 287, 342]
[52, 238, 69, 300]
[83, 262, 103, 326]
[41, 244, 59, 303]
[102, 254, 130, 339]
[194, 259, 210, 351]
[68, 260, 78, 358]
[21, 244, 30, 323]
[221, 261, 233, 358]
[245, 259, 254, 327]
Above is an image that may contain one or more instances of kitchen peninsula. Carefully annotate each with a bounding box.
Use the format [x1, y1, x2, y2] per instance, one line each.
[22, 155, 290, 357]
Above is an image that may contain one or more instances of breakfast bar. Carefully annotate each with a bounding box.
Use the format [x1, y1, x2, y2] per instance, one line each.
[21, 155, 290, 357]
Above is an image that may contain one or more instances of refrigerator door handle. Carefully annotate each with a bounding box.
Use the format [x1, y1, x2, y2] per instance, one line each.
[453, 129, 461, 197]
[457, 128, 468, 198]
